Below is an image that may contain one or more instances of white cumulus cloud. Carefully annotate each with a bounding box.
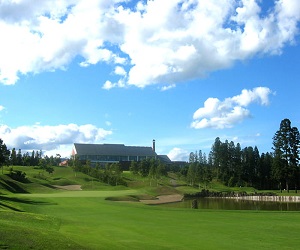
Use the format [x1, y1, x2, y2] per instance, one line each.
[161, 84, 176, 91]
[168, 147, 189, 162]
[102, 79, 126, 90]
[114, 66, 127, 76]
[191, 87, 273, 129]
[0, 1, 299, 87]
[0, 123, 112, 156]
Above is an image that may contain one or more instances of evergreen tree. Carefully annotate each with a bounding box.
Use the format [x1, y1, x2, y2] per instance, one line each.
[260, 152, 273, 189]
[242, 146, 255, 186]
[202, 165, 213, 189]
[189, 152, 196, 163]
[30, 150, 36, 166]
[219, 140, 230, 184]
[195, 163, 203, 189]
[0, 139, 10, 173]
[148, 164, 157, 186]
[198, 150, 203, 164]
[156, 162, 166, 177]
[290, 127, 300, 167]
[253, 146, 261, 187]
[35, 150, 41, 165]
[211, 137, 222, 179]
[234, 143, 242, 186]
[139, 158, 150, 177]
[10, 148, 17, 165]
[208, 151, 213, 167]
[202, 152, 207, 165]
[290, 127, 300, 191]
[23, 152, 31, 166]
[272, 119, 300, 192]
[17, 149, 22, 165]
[130, 161, 139, 175]
[110, 162, 122, 186]
[187, 163, 197, 186]
[70, 155, 82, 177]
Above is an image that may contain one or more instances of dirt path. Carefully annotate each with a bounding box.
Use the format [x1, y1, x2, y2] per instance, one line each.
[140, 194, 183, 205]
[170, 179, 178, 187]
[53, 185, 82, 191]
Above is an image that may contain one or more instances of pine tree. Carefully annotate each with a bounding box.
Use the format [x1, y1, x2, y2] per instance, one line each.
[0, 139, 10, 174]
[272, 119, 300, 192]
[17, 149, 22, 165]
[10, 148, 17, 165]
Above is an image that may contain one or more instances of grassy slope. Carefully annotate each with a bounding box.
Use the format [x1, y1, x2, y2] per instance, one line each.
[12, 192, 300, 250]
[0, 165, 116, 194]
[1, 166, 300, 249]
[0, 210, 85, 249]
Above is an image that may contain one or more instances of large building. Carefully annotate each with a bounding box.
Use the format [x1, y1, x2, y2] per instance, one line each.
[72, 140, 171, 166]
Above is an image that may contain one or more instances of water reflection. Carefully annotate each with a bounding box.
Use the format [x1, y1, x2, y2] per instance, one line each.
[162, 198, 300, 211]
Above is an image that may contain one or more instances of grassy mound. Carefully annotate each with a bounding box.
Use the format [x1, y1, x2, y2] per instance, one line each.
[0, 166, 113, 195]
[0, 174, 29, 194]
[0, 211, 85, 249]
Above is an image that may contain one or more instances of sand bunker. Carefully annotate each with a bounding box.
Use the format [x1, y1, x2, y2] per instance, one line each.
[140, 194, 183, 205]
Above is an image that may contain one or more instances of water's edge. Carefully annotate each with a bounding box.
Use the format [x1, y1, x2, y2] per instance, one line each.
[223, 195, 300, 203]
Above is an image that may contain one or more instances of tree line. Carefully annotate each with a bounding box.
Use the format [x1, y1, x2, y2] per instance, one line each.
[0, 143, 61, 175]
[183, 118, 300, 192]
[9, 148, 61, 167]
[69, 156, 168, 186]
[69, 155, 126, 186]
[1, 118, 299, 191]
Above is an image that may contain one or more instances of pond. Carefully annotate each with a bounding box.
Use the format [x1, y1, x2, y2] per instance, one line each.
[161, 198, 300, 211]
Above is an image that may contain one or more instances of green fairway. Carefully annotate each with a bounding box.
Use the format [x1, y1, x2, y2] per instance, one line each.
[1, 166, 300, 249]
[18, 189, 139, 198]
[4, 191, 299, 250]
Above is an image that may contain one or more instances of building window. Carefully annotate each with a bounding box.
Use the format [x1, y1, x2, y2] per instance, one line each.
[129, 156, 137, 161]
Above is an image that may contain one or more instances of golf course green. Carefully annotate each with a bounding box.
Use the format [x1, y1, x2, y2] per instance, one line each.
[1, 166, 300, 249]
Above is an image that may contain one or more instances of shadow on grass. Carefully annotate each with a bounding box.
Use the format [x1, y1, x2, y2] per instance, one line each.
[0, 243, 9, 250]
[0, 202, 23, 212]
[0, 180, 29, 194]
[41, 183, 58, 189]
[0, 195, 57, 210]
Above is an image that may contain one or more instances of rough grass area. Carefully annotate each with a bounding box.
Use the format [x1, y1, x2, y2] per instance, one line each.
[0, 195, 56, 212]
[0, 211, 86, 249]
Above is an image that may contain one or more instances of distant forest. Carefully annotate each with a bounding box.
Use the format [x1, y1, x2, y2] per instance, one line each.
[1, 119, 299, 192]
[184, 118, 300, 192]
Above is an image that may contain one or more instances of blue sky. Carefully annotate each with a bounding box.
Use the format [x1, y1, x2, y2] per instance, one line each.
[0, 0, 300, 161]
